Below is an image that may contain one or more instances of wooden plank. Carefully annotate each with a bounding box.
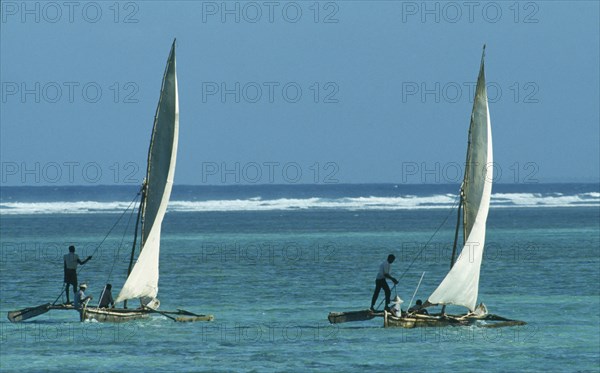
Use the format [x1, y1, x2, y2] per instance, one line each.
[174, 315, 215, 322]
[7, 303, 51, 322]
[327, 309, 383, 324]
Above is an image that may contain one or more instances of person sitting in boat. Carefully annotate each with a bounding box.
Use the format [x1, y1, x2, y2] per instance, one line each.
[74, 283, 93, 309]
[391, 295, 403, 317]
[370, 254, 399, 312]
[98, 283, 115, 308]
[63, 245, 92, 304]
[408, 299, 429, 315]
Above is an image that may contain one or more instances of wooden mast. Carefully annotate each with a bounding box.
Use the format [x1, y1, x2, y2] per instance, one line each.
[441, 190, 463, 315]
[124, 184, 145, 309]
[439, 50, 480, 313]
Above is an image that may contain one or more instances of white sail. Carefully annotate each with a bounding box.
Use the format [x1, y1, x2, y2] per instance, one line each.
[116, 41, 179, 303]
[427, 47, 492, 312]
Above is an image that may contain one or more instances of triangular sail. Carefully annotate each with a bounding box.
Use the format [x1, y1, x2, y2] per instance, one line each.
[462, 48, 490, 242]
[116, 40, 179, 303]
[427, 47, 493, 312]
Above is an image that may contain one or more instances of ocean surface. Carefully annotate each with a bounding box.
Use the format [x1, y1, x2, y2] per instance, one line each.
[1, 183, 599, 372]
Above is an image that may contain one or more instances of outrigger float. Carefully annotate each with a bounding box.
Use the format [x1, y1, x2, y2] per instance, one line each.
[8, 303, 213, 323]
[7, 40, 213, 324]
[328, 46, 526, 329]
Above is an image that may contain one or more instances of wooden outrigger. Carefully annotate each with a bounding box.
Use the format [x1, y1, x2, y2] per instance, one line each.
[7, 303, 52, 323]
[327, 309, 382, 324]
[7, 303, 214, 323]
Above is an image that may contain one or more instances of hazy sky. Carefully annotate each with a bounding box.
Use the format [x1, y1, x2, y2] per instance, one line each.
[1, 1, 599, 186]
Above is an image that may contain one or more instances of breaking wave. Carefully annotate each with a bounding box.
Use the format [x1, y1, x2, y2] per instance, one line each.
[1, 192, 598, 215]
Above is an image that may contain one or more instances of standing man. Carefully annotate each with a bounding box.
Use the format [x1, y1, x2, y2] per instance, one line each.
[370, 254, 399, 312]
[63, 245, 91, 304]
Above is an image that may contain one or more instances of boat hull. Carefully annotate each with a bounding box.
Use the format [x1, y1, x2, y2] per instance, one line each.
[80, 307, 215, 323]
[384, 311, 526, 328]
[80, 307, 149, 322]
[384, 312, 468, 328]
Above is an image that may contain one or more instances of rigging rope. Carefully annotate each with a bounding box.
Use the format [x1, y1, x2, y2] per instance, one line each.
[106, 196, 139, 281]
[97, 194, 140, 307]
[375, 194, 460, 310]
[52, 188, 142, 305]
[397, 194, 461, 282]
[81, 189, 142, 264]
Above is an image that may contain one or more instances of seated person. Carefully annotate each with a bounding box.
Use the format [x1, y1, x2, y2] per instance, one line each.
[98, 283, 115, 308]
[74, 283, 93, 309]
[408, 299, 429, 315]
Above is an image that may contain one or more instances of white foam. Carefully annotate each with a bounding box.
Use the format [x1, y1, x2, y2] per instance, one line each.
[492, 192, 599, 207]
[168, 194, 458, 212]
[0, 201, 134, 215]
[1, 192, 597, 215]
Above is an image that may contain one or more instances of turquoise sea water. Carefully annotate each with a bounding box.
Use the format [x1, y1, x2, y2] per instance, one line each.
[1, 184, 599, 372]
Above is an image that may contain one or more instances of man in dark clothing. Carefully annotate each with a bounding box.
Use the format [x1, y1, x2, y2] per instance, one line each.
[408, 299, 429, 315]
[370, 254, 399, 312]
[99, 283, 115, 308]
[63, 245, 91, 304]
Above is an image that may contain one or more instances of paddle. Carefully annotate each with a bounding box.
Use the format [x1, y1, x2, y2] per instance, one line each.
[406, 272, 426, 313]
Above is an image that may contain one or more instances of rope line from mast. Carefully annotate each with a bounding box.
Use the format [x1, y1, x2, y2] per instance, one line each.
[105, 195, 139, 282]
[397, 193, 461, 282]
[374, 193, 461, 310]
[52, 187, 143, 305]
[79, 188, 142, 273]
[98, 193, 140, 307]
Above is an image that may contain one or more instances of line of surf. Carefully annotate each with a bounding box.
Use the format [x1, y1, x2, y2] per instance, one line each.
[1, 193, 597, 215]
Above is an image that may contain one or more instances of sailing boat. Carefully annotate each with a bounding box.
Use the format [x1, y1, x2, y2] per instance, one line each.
[8, 40, 213, 323]
[81, 40, 213, 323]
[328, 46, 524, 328]
[383, 45, 524, 328]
